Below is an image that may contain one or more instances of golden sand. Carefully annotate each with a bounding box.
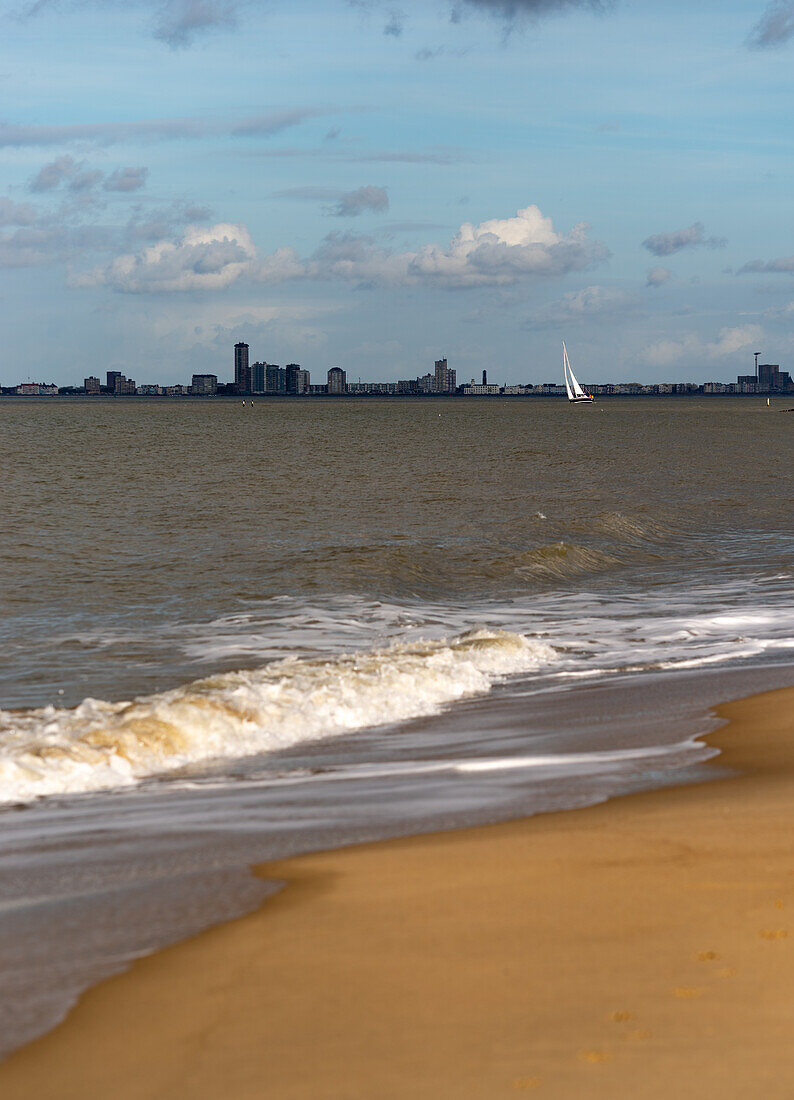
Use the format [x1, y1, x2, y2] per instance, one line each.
[2, 687, 794, 1098]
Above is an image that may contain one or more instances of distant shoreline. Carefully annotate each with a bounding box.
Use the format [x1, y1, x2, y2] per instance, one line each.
[1, 392, 792, 401]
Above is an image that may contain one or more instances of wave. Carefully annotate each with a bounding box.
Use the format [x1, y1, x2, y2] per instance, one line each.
[0, 629, 556, 805]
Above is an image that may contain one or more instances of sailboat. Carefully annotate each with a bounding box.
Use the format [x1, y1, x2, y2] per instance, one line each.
[562, 342, 594, 403]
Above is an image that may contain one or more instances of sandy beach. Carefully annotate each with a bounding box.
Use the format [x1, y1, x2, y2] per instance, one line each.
[2, 684, 794, 1098]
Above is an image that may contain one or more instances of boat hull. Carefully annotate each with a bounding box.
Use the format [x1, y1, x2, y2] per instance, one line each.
[568, 396, 594, 403]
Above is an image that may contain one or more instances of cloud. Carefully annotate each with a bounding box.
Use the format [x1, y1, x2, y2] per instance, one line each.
[747, 1, 794, 48]
[398, 204, 608, 287]
[646, 265, 672, 288]
[0, 110, 323, 148]
[73, 222, 257, 292]
[642, 222, 726, 257]
[383, 8, 405, 35]
[737, 255, 794, 275]
[330, 185, 389, 216]
[29, 155, 79, 191]
[0, 196, 38, 225]
[454, 0, 610, 29]
[104, 167, 149, 192]
[0, 225, 68, 268]
[153, 0, 239, 47]
[530, 284, 636, 327]
[124, 201, 213, 242]
[643, 324, 763, 367]
[73, 202, 607, 293]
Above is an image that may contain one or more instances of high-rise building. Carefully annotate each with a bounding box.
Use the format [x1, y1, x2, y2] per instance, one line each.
[266, 365, 286, 393]
[191, 374, 217, 395]
[285, 363, 310, 394]
[327, 366, 347, 394]
[234, 342, 250, 393]
[434, 358, 456, 393]
[251, 362, 266, 393]
[84, 376, 100, 394]
[106, 370, 122, 392]
[757, 363, 792, 391]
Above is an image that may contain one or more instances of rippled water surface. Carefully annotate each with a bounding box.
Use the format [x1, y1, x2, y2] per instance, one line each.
[0, 396, 792, 1055]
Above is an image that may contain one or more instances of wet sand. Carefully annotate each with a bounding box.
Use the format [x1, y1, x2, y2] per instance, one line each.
[2, 686, 794, 1098]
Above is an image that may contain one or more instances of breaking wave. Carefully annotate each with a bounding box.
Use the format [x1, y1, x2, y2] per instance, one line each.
[0, 629, 555, 805]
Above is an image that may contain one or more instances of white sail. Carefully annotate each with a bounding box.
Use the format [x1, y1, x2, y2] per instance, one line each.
[562, 342, 588, 400]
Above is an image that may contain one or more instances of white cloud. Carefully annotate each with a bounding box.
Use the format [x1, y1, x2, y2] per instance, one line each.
[71, 203, 608, 293]
[72, 223, 257, 292]
[643, 324, 763, 367]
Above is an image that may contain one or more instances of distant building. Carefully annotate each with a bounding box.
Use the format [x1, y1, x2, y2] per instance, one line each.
[327, 366, 347, 394]
[266, 365, 286, 394]
[114, 375, 135, 395]
[251, 362, 266, 393]
[234, 342, 250, 393]
[758, 363, 792, 391]
[191, 374, 217, 395]
[106, 370, 122, 392]
[137, 384, 163, 396]
[285, 364, 310, 394]
[347, 381, 400, 395]
[84, 376, 101, 394]
[461, 382, 500, 395]
[434, 358, 456, 393]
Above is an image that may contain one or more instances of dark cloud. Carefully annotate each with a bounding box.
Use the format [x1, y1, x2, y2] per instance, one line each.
[104, 167, 149, 192]
[330, 185, 389, 216]
[231, 109, 327, 136]
[737, 256, 794, 274]
[29, 155, 78, 191]
[642, 222, 726, 257]
[69, 168, 104, 192]
[153, 0, 239, 47]
[747, 1, 794, 48]
[125, 201, 213, 242]
[1, 110, 323, 148]
[452, 0, 610, 29]
[383, 7, 405, 34]
[29, 155, 104, 192]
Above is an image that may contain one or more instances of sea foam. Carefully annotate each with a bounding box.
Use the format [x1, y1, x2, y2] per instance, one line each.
[0, 629, 555, 804]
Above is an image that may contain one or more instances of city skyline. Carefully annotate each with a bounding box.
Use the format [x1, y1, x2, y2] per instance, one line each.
[4, 343, 792, 397]
[3, 3, 794, 387]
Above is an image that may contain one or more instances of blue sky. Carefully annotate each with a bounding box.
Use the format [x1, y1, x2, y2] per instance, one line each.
[2, 0, 794, 386]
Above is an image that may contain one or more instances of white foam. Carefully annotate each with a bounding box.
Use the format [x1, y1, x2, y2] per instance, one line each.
[0, 629, 556, 805]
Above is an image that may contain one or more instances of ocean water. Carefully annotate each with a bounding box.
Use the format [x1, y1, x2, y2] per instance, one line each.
[0, 395, 793, 1054]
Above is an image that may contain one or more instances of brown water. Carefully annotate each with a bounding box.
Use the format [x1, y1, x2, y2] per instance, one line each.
[0, 396, 792, 1056]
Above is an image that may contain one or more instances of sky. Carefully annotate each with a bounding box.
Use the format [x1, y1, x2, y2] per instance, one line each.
[2, 0, 794, 386]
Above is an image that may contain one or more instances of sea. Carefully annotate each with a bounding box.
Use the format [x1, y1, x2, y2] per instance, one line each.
[1, 395, 792, 1056]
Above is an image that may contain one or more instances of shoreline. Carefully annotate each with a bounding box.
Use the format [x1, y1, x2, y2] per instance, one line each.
[2, 685, 794, 1097]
